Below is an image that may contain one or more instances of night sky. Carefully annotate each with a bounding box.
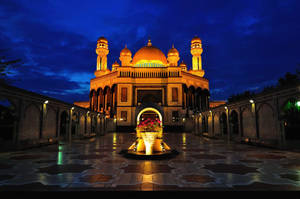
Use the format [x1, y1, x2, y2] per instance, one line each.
[1, 0, 300, 104]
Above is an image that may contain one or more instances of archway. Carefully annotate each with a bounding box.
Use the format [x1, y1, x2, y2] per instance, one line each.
[0, 99, 16, 142]
[201, 116, 207, 133]
[137, 107, 163, 126]
[282, 98, 300, 140]
[229, 110, 239, 135]
[60, 111, 69, 139]
[219, 112, 227, 135]
[71, 112, 79, 137]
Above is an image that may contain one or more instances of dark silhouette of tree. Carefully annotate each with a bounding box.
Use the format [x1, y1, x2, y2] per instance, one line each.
[277, 72, 300, 88]
[228, 67, 300, 103]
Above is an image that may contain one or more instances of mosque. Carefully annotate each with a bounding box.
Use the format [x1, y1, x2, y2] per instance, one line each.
[75, 36, 211, 130]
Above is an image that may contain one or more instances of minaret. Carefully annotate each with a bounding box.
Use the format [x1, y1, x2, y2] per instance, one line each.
[95, 36, 110, 77]
[96, 36, 109, 70]
[190, 36, 205, 77]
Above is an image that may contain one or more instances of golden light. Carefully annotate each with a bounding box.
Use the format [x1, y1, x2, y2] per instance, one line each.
[140, 132, 159, 155]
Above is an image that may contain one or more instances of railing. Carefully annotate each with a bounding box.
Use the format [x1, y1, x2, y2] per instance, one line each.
[119, 71, 180, 78]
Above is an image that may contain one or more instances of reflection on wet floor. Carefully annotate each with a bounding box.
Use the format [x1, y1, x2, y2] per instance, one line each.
[0, 132, 300, 191]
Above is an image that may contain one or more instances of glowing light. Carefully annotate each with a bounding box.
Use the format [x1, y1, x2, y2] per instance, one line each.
[249, 99, 254, 104]
[296, 101, 300, 107]
[57, 145, 63, 165]
[44, 100, 49, 104]
[71, 107, 75, 110]
[140, 132, 159, 155]
[225, 106, 228, 110]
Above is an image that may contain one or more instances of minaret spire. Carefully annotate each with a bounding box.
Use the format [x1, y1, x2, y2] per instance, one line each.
[147, 37, 152, 46]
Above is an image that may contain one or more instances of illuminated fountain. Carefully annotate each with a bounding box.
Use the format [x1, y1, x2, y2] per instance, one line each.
[120, 107, 178, 160]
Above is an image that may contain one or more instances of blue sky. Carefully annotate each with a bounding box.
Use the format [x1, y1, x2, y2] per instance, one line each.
[1, 0, 300, 103]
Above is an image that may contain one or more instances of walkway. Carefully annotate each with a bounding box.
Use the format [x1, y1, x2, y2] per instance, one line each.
[1, 132, 300, 191]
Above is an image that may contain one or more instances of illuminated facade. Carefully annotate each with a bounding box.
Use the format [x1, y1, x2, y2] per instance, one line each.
[77, 36, 210, 129]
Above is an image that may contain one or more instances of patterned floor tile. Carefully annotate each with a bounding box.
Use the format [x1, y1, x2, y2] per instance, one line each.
[203, 163, 259, 175]
[1, 132, 300, 191]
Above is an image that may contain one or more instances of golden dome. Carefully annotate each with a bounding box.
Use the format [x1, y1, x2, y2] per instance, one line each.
[112, 60, 120, 66]
[97, 36, 108, 43]
[179, 60, 187, 67]
[132, 39, 167, 65]
[168, 44, 179, 56]
[191, 36, 201, 43]
[120, 45, 132, 56]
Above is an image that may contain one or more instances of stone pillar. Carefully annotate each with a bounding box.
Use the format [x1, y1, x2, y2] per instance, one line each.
[226, 109, 230, 143]
[68, 109, 72, 142]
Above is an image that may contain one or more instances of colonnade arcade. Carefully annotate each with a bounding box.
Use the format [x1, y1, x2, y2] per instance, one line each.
[183, 84, 210, 115]
[89, 84, 117, 118]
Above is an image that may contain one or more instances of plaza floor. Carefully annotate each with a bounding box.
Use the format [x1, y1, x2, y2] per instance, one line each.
[1, 132, 300, 191]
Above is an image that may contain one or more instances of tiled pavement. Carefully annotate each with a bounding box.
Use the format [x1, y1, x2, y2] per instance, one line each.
[1, 132, 300, 191]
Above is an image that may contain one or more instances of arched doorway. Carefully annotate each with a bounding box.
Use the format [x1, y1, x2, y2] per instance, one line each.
[60, 111, 69, 139]
[282, 98, 300, 140]
[0, 99, 16, 143]
[220, 112, 227, 135]
[201, 116, 207, 133]
[229, 110, 239, 136]
[71, 112, 78, 137]
[137, 107, 163, 126]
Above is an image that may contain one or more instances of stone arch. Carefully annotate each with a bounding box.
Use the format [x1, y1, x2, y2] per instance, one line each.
[79, 113, 86, 135]
[187, 86, 195, 109]
[44, 105, 57, 139]
[21, 103, 41, 141]
[257, 102, 277, 140]
[202, 89, 210, 111]
[71, 112, 79, 137]
[219, 112, 227, 135]
[86, 113, 91, 134]
[0, 98, 17, 142]
[213, 112, 220, 136]
[201, 115, 208, 133]
[195, 87, 202, 111]
[89, 89, 97, 111]
[241, 106, 256, 138]
[229, 110, 239, 135]
[91, 114, 97, 134]
[59, 110, 69, 139]
[103, 86, 111, 112]
[97, 88, 104, 112]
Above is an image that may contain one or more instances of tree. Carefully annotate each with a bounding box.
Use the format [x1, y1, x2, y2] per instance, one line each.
[277, 72, 300, 88]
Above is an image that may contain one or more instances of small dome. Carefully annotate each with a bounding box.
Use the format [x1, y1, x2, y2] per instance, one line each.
[112, 61, 120, 66]
[120, 45, 132, 56]
[179, 60, 187, 67]
[132, 40, 167, 65]
[168, 44, 179, 56]
[97, 36, 108, 43]
[191, 36, 201, 43]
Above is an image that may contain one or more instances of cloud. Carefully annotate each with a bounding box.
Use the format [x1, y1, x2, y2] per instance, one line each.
[1, 0, 300, 103]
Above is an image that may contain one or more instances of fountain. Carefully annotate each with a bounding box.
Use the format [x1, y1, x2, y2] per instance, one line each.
[119, 108, 179, 160]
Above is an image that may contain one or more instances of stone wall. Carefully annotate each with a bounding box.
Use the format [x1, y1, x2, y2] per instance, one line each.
[0, 83, 108, 151]
[193, 85, 300, 149]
